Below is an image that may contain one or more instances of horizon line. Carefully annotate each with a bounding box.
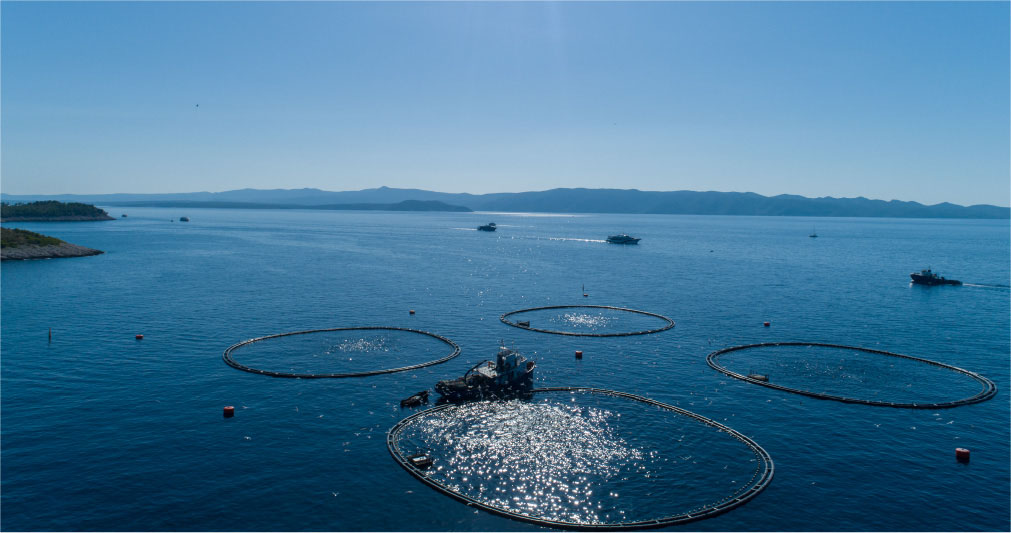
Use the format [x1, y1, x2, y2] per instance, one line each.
[2, 186, 1009, 209]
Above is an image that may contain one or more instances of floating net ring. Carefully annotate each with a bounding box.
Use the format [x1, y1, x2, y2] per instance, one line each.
[388, 387, 774, 530]
[500, 305, 675, 337]
[707, 342, 997, 409]
[223, 326, 460, 378]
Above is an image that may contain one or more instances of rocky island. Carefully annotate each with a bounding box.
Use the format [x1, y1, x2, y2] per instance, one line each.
[1, 200, 115, 221]
[1, 227, 103, 261]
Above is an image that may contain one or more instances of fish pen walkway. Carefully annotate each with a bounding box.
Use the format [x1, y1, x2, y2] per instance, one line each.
[223, 326, 460, 378]
[388, 387, 773, 530]
[500, 305, 675, 337]
[706, 342, 997, 409]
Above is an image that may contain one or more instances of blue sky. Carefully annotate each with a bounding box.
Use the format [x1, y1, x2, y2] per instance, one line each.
[2, 2, 1008, 206]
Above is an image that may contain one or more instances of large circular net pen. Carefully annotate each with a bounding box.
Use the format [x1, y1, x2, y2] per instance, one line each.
[707, 342, 997, 409]
[387, 387, 773, 530]
[500, 305, 675, 337]
[223, 327, 460, 378]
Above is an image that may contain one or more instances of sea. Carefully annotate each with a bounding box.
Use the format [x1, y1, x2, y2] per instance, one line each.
[1, 208, 1008, 531]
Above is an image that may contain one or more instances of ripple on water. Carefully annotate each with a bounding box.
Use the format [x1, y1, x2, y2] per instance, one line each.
[391, 390, 769, 527]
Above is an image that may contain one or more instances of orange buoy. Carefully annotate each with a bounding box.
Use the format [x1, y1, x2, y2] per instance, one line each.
[223, 406, 235, 418]
[135, 334, 144, 340]
[955, 448, 970, 462]
[575, 350, 583, 359]
[763, 322, 770, 327]
[409, 309, 415, 315]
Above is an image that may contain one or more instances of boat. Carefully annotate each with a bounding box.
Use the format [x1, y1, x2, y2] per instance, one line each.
[606, 234, 640, 244]
[809, 228, 818, 238]
[121, 214, 127, 218]
[400, 390, 429, 408]
[179, 217, 190, 222]
[435, 345, 535, 401]
[477, 222, 496, 232]
[405, 453, 433, 469]
[910, 267, 961, 286]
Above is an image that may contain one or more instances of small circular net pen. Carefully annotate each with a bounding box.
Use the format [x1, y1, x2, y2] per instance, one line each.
[706, 342, 997, 409]
[500, 305, 675, 337]
[222, 327, 460, 378]
[387, 388, 773, 530]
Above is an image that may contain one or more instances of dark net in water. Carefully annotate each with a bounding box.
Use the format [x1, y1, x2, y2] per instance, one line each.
[500, 305, 675, 337]
[223, 327, 460, 378]
[388, 389, 772, 529]
[707, 343, 996, 408]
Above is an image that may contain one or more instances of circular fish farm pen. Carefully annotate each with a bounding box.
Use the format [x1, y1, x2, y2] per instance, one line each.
[707, 342, 997, 409]
[388, 387, 773, 530]
[222, 327, 460, 378]
[500, 305, 675, 337]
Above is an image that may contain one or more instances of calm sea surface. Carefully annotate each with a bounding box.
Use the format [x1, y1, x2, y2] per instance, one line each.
[2, 208, 1008, 531]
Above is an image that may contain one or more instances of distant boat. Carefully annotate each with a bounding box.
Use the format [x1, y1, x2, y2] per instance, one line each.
[121, 214, 127, 218]
[179, 217, 190, 222]
[607, 234, 640, 244]
[809, 228, 818, 238]
[477, 222, 496, 232]
[910, 267, 961, 286]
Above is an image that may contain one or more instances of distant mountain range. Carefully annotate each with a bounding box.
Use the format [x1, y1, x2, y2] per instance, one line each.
[2, 187, 1007, 219]
[85, 199, 472, 213]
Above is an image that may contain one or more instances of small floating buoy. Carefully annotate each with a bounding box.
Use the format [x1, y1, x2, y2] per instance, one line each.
[763, 322, 770, 327]
[409, 309, 415, 315]
[223, 406, 235, 418]
[956, 448, 970, 462]
[135, 334, 144, 340]
[49, 328, 52, 341]
[575, 350, 583, 359]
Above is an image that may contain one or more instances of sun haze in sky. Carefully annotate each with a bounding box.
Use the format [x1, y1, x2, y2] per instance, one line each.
[2, 2, 1008, 207]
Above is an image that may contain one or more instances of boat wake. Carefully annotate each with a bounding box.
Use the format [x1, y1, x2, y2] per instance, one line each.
[546, 237, 607, 243]
[963, 283, 1010, 290]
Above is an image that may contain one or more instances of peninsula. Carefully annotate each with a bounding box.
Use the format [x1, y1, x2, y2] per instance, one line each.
[1, 228, 104, 261]
[1, 201, 115, 222]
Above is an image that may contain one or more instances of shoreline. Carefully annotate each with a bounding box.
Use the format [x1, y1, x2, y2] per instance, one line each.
[1, 242, 104, 261]
[1, 215, 115, 222]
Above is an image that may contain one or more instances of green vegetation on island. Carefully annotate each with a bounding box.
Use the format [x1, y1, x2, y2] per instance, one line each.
[1, 227, 63, 247]
[0, 227, 103, 260]
[1, 201, 115, 221]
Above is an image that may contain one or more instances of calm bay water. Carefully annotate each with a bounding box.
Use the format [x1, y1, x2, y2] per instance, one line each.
[2, 208, 1008, 531]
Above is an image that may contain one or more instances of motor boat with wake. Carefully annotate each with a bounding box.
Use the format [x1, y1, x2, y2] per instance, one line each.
[910, 267, 961, 286]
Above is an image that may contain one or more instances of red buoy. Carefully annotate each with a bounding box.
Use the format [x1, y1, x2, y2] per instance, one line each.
[575, 350, 583, 359]
[409, 310, 415, 315]
[223, 406, 235, 418]
[135, 334, 144, 340]
[763, 322, 771, 327]
[956, 448, 970, 462]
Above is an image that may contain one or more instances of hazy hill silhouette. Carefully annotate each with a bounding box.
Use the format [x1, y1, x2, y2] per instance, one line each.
[3, 187, 1007, 219]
